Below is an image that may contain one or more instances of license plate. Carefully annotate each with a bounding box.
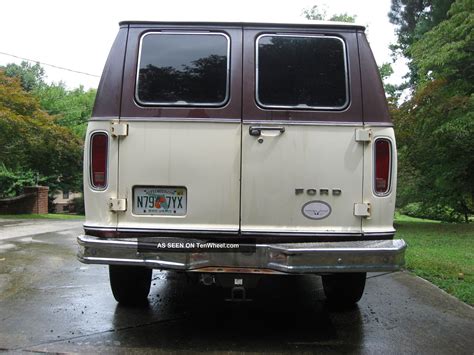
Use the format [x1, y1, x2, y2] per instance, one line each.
[133, 187, 187, 215]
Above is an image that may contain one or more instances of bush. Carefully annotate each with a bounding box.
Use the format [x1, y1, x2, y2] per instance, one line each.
[47, 194, 56, 213]
[72, 195, 85, 215]
[0, 165, 37, 198]
[399, 202, 464, 223]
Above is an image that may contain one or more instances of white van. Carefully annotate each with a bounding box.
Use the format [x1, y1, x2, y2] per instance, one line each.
[78, 20, 406, 306]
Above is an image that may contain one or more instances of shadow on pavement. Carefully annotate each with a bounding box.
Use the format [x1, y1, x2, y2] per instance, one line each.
[106, 272, 364, 353]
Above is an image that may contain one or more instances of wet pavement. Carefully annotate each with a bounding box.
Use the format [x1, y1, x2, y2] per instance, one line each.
[0, 218, 473, 354]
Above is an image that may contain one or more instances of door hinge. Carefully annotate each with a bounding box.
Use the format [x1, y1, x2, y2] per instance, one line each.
[355, 128, 371, 142]
[111, 122, 128, 137]
[354, 203, 371, 217]
[109, 198, 127, 212]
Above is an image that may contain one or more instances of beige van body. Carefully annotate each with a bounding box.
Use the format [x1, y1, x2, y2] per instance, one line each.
[78, 21, 406, 305]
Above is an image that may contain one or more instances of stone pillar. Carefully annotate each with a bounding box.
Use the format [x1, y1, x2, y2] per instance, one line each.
[23, 186, 49, 214]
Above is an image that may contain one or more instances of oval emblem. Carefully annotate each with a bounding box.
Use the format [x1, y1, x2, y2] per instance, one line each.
[302, 201, 332, 220]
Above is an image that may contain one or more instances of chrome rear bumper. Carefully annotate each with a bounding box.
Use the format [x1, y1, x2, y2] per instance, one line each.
[77, 235, 406, 274]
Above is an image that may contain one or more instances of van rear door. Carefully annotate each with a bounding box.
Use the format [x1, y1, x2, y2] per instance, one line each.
[240, 28, 364, 236]
[116, 26, 242, 234]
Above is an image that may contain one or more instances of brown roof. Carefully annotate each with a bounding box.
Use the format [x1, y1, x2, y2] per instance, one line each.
[118, 20, 366, 31]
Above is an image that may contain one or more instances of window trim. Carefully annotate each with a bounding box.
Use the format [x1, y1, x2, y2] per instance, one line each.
[135, 31, 231, 107]
[255, 33, 350, 111]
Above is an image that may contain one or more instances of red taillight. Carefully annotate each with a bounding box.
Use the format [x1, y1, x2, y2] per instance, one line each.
[90, 133, 108, 189]
[375, 139, 391, 195]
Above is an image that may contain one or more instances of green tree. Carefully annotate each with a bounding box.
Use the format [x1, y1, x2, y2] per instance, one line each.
[329, 13, 356, 23]
[0, 70, 83, 195]
[2, 62, 96, 138]
[393, 0, 474, 222]
[378, 62, 400, 104]
[388, 0, 456, 87]
[302, 5, 327, 20]
[2, 61, 45, 92]
[395, 81, 473, 222]
[389, 0, 455, 49]
[303, 5, 357, 23]
[410, 0, 473, 88]
[35, 83, 96, 137]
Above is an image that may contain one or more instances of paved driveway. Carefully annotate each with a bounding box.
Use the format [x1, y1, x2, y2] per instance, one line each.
[0, 218, 473, 353]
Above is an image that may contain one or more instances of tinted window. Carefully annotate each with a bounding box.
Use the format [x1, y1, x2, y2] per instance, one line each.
[137, 33, 229, 106]
[257, 35, 348, 109]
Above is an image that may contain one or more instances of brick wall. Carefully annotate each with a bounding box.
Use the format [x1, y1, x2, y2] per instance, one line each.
[0, 186, 49, 214]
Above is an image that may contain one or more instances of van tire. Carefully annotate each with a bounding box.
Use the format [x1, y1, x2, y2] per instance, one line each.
[109, 265, 152, 305]
[322, 272, 366, 307]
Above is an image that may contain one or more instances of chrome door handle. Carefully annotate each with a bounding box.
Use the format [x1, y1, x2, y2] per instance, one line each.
[249, 126, 285, 137]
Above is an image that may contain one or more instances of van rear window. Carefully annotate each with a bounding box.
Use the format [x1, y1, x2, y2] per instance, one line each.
[256, 35, 348, 110]
[136, 32, 229, 106]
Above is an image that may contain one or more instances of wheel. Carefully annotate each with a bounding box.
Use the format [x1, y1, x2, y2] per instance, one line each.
[109, 265, 152, 305]
[322, 272, 366, 307]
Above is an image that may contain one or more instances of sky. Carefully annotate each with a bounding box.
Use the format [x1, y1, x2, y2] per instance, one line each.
[0, 0, 407, 90]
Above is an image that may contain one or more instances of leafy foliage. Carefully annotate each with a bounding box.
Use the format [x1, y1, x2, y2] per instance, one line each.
[378, 62, 400, 104]
[0, 61, 95, 211]
[302, 5, 327, 20]
[0, 164, 37, 198]
[399, 202, 466, 222]
[394, 79, 474, 221]
[389, 0, 455, 49]
[1, 61, 96, 138]
[389, 0, 456, 87]
[392, 0, 474, 222]
[0, 70, 83, 195]
[35, 83, 96, 137]
[303, 5, 356, 23]
[409, 0, 474, 88]
[72, 195, 85, 215]
[328, 13, 357, 23]
[3, 61, 45, 92]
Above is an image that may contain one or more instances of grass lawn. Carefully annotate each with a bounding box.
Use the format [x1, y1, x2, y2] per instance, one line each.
[0, 213, 84, 220]
[395, 213, 474, 305]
